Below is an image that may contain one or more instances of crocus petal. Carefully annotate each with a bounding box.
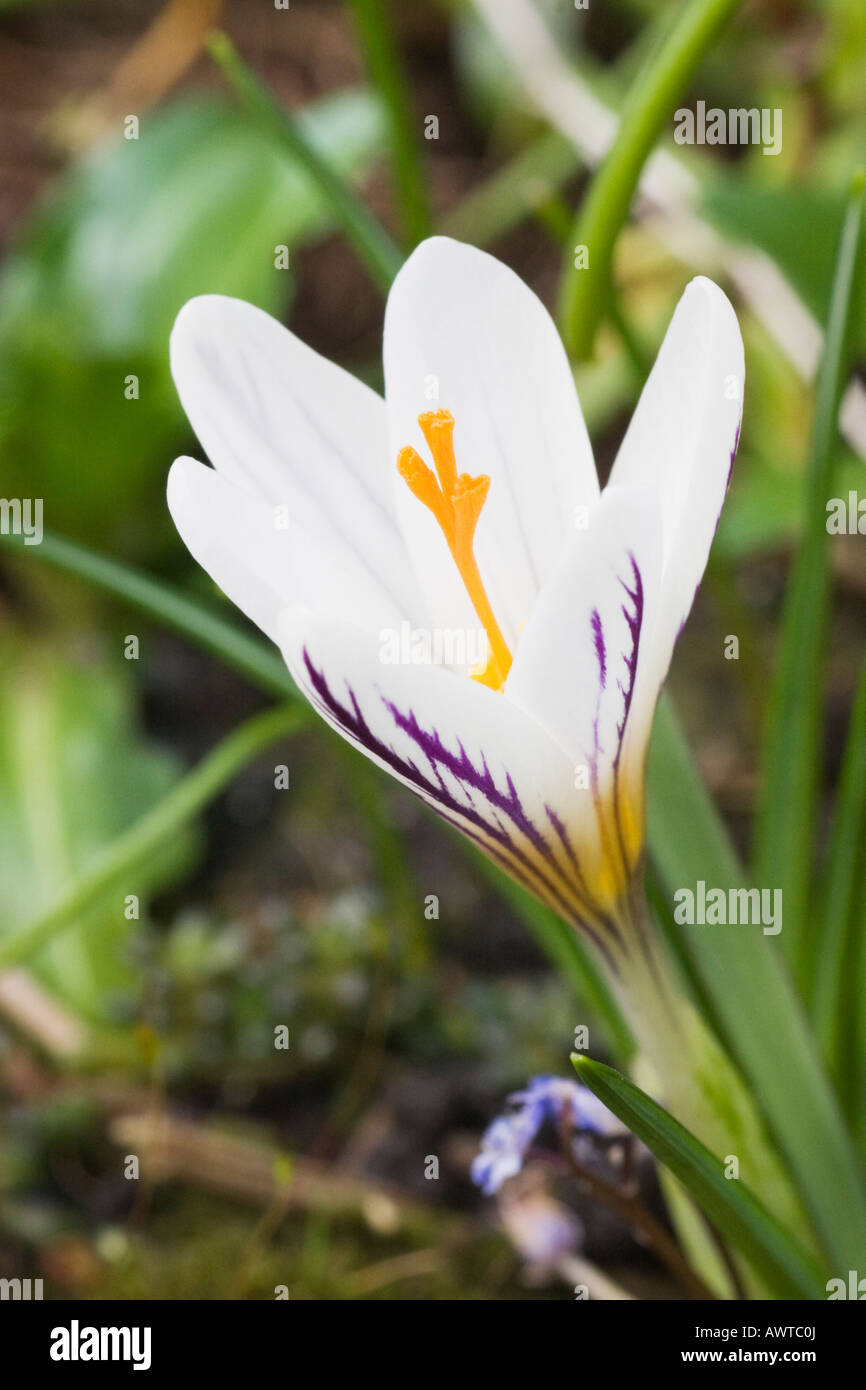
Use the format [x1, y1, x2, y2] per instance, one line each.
[383, 237, 599, 646]
[165, 254, 744, 955]
[170, 294, 426, 633]
[278, 608, 624, 959]
[167, 457, 412, 643]
[607, 275, 744, 675]
[505, 487, 662, 881]
[168, 457, 291, 645]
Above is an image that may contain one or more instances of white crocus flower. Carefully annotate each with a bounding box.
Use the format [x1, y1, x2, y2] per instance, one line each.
[166, 237, 743, 981]
[167, 251, 812, 1269]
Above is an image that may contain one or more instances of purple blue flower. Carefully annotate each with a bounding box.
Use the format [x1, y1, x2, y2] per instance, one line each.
[471, 1074, 624, 1195]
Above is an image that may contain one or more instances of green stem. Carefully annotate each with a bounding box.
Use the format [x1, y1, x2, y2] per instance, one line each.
[0, 705, 305, 969]
[205, 29, 403, 293]
[529, 184, 653, 386]
[604, 897, 818, 1268]
[347, 0, 431, 247]
[559, 0, 743, 359]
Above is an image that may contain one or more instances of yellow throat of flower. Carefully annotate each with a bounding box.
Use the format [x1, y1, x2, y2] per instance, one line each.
[397, 409, 512, 691]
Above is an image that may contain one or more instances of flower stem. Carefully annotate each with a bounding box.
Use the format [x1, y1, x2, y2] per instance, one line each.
[559, 0, 743, 359]
[605, 892, 817, 1259]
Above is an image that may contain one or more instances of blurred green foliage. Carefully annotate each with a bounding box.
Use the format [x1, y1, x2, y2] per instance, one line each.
[2, 0, 866, 1302]
[704, 177, 866, 345]
[0, 635, 195, 1024]
[0, 88, 385, 550]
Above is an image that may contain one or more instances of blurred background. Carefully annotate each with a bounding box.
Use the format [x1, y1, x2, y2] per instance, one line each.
[0, 0, 864, 1300]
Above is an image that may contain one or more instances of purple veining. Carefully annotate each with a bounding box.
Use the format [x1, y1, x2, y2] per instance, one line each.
[614, 553, 644, 758]
[591, 609, 607, 689]
[301, 648, 608, 939]
[545, 804, 624, 959]
[606, 552, 645, 884]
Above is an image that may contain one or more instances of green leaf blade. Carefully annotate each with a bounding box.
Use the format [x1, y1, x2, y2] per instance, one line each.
[207, 31, 403, 293]
[572, 1055, 827, 1300]
[755, 174, 866, 969]
[559, 0, 743, 359]
[0, 705, 305, 976]
[347, 0, 432, 247]
[811, 652, 866, 1082]
[648, 694, 866, 1273]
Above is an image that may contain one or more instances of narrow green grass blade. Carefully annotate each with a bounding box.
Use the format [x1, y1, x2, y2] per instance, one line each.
[347, 0, 431, 247]
[755, 175, 866, 971]
[559, 0, 743, 359]
[649, 694, 866, 1272]
[572, 1056, 826, 1299]
[206, 31, 403, 293]
[0, 705, 305, 969]
[0, 527, 299, 702]
[811, 652, 866, 1081]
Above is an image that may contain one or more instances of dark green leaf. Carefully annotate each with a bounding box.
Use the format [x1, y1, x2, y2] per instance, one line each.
[811, 653, 866, 1095]
[649, 694, 866, 1272]
[755, 176, 865, 968]
[573, 1056, 827, 1299]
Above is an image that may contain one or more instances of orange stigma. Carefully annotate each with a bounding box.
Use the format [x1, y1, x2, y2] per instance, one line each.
[397, 409, 512, 690]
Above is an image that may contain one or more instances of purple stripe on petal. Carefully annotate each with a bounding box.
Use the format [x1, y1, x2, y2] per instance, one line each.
[591, 609, 607, 689]
[439, 806, 617, 970]
[385, 702, 547, 856]
[599, 552, 645, 883]
[614, 552, 644, 758]
[545, 804, 624, 958]
[301, 649, 609, 936]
